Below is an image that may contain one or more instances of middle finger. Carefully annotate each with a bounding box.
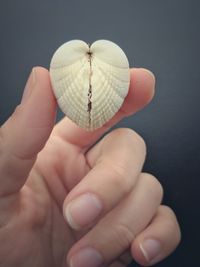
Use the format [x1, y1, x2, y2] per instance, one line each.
[63, 128, 146, 230]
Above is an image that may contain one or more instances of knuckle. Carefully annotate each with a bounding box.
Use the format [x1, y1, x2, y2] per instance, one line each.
[119, 128, 146, 149]
[106, 162, 132, 194]
[19, 188, 49, 228]
[141, 173, 164, 202]
[159, 205, 182, 245]
[159, 205, 175, 217]
[111, 222, 134, 250]
[108, 128, 146, 155]
[130, 131, 146, 153]
[9, 104, 23, 122]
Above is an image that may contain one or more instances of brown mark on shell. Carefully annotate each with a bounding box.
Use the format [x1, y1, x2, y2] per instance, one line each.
[87, 45, 93, 127]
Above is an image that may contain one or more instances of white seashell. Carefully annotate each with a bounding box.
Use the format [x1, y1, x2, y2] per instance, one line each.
[50, 39, 130, 131]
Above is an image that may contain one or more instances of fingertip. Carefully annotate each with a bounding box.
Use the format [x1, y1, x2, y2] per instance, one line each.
[132, 237, 165, 266]
[107, 67, 156, 124]
[139, 68, 155, 101]
[121, 68, 155, 116]
[131, 205, 181, 266]
[137, 68, 156, 86]
[34, 66, 49, 75]
[23, 66, 57, 128]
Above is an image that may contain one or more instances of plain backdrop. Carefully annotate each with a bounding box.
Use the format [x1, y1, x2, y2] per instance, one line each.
[0, 1, 199, 266]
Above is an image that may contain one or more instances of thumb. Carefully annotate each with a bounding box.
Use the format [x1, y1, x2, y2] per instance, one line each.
[0, 67, 56, 196]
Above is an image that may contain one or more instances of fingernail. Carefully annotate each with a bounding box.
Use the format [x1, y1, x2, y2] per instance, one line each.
[69, 247, 103, 267]
[65, 193, 103, 230]
[140, 239, 161, 263]
[21, 68, 36, 104]
[140, 68, 155, 81]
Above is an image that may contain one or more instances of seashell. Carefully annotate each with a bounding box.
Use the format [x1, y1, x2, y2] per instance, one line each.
[50, 39, 130, 131]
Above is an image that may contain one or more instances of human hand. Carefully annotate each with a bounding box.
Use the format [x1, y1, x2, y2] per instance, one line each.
[0, 67, 180, 267]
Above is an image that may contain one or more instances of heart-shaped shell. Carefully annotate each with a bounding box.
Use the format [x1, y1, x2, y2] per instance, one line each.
[50, 40, 130, 131]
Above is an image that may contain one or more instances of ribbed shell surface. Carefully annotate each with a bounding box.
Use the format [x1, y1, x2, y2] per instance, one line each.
[50, 40, 130, 131]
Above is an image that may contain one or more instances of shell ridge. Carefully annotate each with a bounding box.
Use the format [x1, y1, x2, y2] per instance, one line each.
[50, 54, 86, 69]
[50, 39, 130, 131]
[92, 59, 127, 86]
[92, 91, 123, 120]
[57, 65, 87, 113]
[51, 64, 81, 83]
[92, 59, 129, 100]
[92, 61, 127, 92]
[52, 58, 87, 83]
[93, 55, 129, 70]
[94, 55, 129, 72]
[59, 80, 86, 122]
[54, 58, 89, 102]
[61, 75, 87, 114]
[91, 78, 123, 123]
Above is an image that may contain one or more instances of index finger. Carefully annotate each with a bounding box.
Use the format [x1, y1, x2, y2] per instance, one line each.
[52, 68, 155, 150]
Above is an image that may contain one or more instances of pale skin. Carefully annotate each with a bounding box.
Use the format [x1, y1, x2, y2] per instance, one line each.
[0, 67, 181, 267]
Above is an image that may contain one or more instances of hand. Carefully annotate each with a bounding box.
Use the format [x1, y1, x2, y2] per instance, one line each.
[0, 67, 180, 267]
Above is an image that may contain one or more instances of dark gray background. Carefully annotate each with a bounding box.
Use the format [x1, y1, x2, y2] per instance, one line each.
[0, 0, 199, 266]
